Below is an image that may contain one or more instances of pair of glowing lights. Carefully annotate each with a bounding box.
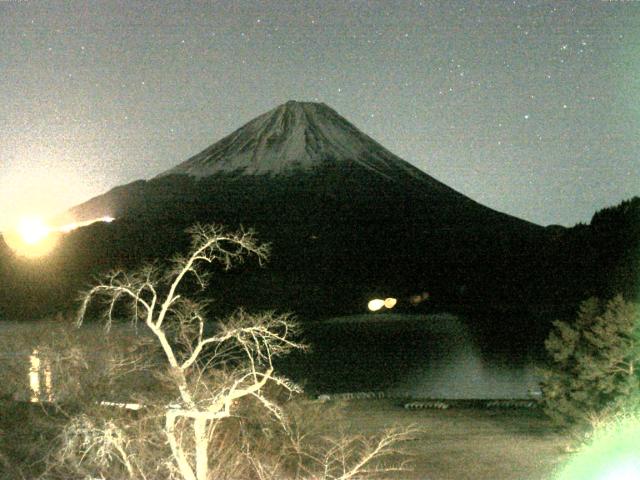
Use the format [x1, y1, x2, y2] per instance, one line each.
[367, 297, 397, 312]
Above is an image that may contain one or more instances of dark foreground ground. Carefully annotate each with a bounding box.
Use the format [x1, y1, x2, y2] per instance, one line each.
[338, 399, 571, 480]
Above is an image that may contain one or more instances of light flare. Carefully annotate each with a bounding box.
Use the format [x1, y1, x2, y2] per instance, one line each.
[3, 215, 115, 258]
[17, 216, 51, 245]
[556, 411, 640, 480]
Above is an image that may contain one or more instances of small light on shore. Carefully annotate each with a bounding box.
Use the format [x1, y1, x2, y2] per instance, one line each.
[368, 299, 385, 312]
[368, 297, 397, 312]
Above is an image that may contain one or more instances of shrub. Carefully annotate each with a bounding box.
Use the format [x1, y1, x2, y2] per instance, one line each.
[540, 295, 640, 430]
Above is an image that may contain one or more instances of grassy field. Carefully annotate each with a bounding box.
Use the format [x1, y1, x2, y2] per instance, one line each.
[0, 398, 574, 479]
[337, 399, 571, 480]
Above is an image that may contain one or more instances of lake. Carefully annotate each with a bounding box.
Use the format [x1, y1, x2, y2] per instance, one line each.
[277, 313, 545, 399]
[1, 313, 547, 401]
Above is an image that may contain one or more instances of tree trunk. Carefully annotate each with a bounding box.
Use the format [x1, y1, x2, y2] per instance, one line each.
[194, 417, 209, 480]
[166, 411, 197, 480]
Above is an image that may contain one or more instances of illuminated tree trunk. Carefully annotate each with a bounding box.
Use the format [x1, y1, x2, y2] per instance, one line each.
[166, 411, 197, 480]
[194, 417, 208, 480]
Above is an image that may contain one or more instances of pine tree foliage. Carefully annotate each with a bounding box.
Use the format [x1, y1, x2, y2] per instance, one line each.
[540, 295, 640, 428]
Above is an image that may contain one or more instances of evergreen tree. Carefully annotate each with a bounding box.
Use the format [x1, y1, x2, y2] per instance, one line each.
[540, 295, 640, 428]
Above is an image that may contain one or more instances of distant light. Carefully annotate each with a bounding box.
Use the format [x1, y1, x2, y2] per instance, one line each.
[58, 215, 116, 233]
[368, 299, 385, 312]
[29, 348, 41, 403]
[409, 291, 430, 305]
[17, 216, 50, 245]
[4, 215, 115, 257]
[368, 297, 397, 312]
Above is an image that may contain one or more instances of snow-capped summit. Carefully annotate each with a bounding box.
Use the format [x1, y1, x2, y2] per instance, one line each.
[157, 100, 425, 181]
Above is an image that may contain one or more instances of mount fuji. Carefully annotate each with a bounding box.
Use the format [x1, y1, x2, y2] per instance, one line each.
[59, 101, 548, 314]
[2, 101, 555, 323]
[66, 101, 535, 221]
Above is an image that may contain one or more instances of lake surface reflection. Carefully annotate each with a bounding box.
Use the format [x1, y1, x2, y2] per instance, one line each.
[277, 313, 545, 399]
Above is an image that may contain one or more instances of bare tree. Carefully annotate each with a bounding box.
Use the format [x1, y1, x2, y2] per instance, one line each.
[74, 224, 418, 480]
[78, 224, 305, 480]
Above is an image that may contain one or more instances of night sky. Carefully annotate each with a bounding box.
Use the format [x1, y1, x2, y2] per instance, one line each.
[1, 0, 638, 230]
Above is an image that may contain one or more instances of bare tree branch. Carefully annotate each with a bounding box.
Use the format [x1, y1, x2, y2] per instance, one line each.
[74, 224, 300, 480]
[71, 223, 414, 480]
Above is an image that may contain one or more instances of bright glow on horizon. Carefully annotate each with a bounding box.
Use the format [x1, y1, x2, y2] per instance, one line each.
[4, 215, 59, 258]
[17, 216, 50, 245]
[3, 215, 115, 258]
